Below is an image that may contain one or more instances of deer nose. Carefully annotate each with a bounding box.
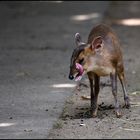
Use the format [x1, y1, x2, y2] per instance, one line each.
[69, 75, 74, 80]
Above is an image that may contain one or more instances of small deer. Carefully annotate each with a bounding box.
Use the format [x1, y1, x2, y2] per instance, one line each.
[68, 24, 130, 118]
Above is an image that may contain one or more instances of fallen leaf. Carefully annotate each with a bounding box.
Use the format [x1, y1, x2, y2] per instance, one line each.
[130, 102, 140, 107]
[81, 95, 90, 100]
[131, 91, 140, 95]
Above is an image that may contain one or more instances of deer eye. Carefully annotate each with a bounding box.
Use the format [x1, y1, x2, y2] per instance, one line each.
[79, 58, 84, 64]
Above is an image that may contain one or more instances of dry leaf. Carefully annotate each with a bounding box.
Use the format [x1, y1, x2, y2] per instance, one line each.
[131, 91, 140, 95]
[81, 95, 90, 100]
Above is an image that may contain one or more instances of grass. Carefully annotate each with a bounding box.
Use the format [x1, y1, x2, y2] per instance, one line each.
[53, 120, 63, 129]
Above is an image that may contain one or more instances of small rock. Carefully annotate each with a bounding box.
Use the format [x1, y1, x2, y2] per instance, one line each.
[128, 84, 130, 87]
[24, 129, 32, 132]
[101, 102, 104, 105]
[105, 113, 108, 116]
[128, 58, 134, 62]
[81, 119, 84, 122]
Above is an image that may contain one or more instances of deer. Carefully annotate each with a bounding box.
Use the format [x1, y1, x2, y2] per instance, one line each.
[68, 24, 130, 118]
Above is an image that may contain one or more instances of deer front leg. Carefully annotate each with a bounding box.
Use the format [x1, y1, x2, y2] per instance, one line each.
[88, 72, 100, 118]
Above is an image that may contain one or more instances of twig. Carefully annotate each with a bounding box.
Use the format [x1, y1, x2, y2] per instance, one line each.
[119, 127, 140, 132]
[119, 118, 140, 125]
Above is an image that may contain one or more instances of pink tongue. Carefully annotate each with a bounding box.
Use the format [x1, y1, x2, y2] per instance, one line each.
[76, 63, 83, 75]
[75, 63, 84, 81]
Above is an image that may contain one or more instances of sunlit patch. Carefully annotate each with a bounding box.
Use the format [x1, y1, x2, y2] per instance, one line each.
[47, 1, 63, 3]
[52, 83, 76, 88]
[71, 13, 101, 21]
[114, 18, 140, 26]
[0, 123, 15, 127]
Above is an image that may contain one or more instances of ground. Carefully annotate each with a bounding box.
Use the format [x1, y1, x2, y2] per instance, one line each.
[0, 1, 139, 139]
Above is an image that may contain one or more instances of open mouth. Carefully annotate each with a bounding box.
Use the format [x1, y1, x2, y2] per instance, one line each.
[75, 73, 83, 81]
[74, 63, 84, 81]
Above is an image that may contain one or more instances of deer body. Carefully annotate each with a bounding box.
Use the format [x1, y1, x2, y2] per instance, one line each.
[69, 24, 130, 118]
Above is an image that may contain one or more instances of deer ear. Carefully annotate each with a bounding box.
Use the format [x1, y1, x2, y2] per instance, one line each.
[75, 33, 83, 46]
[91, 36, 103, 51]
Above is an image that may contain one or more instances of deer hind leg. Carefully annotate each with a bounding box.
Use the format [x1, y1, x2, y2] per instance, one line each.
[118, 72, 130, 108]
[88, 72, 100, 118]
[110, 72, 122, 118]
